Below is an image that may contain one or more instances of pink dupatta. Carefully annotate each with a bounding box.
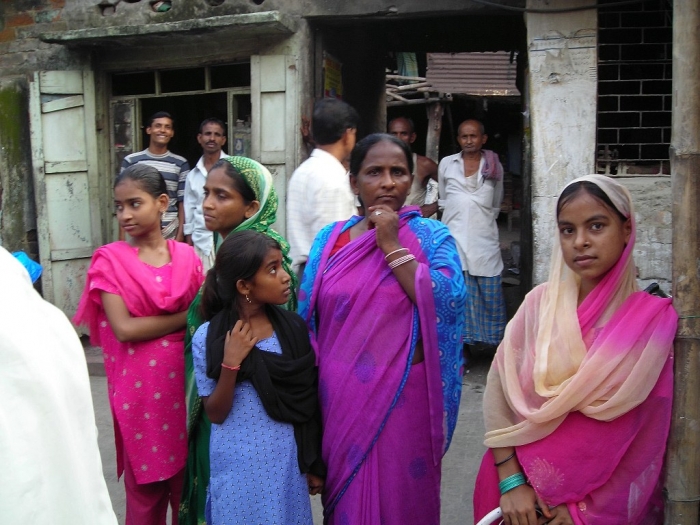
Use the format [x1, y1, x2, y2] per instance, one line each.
[475, 175, 677, 523]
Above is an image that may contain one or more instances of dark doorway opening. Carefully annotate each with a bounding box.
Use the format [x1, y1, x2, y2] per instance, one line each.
[140, 93, 231, 168]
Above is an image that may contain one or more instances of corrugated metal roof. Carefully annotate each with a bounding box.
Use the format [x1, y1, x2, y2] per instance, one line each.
[427, 52, 519, 96]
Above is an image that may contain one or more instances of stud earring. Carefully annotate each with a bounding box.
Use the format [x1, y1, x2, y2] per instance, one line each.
[245, 294, 251, 304]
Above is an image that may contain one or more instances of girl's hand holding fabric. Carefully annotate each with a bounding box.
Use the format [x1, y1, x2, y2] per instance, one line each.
[537, 504, 572, 525]
[500, 484, 551, 525]
[223, 320, 258, 368]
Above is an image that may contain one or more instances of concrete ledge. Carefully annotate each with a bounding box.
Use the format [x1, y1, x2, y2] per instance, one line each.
[40, 11, 297, 47]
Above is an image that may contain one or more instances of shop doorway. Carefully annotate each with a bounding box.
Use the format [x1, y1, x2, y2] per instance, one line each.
[108, 63, 253, 239]
[312, 13, 528, 320]
[110, 63, 252, 174]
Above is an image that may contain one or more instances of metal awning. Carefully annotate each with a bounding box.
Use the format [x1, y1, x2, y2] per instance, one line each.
[427, 52, 519, 97]
[40, 11, 297, 48]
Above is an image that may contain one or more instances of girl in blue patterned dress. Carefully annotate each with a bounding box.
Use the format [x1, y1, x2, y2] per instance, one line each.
[191, 230, 325, 524]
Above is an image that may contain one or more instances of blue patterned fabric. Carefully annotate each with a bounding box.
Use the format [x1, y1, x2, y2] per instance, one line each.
[463, 273, 506, 346]
[298, 208, 467, 453]
[192, 325, 312, 525]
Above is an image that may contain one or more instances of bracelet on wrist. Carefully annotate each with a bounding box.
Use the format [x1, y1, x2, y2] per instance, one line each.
[388, 253, 416, 270]
[384, 247, 409, 260]
[498, 472, 527, 495]
[494, 452, 515, 467]
[221, 363, 241, 372]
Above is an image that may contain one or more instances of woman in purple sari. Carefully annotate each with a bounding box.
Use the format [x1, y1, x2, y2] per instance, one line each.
[298, 133, 467, 524]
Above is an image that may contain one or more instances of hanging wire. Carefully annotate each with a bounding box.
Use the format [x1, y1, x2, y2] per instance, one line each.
[467, 0, 649, 14]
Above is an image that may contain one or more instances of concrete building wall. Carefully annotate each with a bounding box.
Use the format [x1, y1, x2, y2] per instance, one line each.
[0, 77, 36, 253]
[525, 0, 672, 292]
[526, 0, 599, 285]
[1, 0, 674, 293]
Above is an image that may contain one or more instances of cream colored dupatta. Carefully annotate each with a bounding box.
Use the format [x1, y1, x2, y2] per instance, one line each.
[483, 175, 674, 447]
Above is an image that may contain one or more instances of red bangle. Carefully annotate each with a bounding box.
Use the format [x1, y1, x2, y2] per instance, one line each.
[221, 363, 241, 372]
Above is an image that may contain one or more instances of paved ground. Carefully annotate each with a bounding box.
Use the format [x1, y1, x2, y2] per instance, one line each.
[90, 353, 492, 524]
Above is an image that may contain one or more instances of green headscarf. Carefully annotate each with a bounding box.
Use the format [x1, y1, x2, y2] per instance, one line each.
[217, 156, 298, 304]
[179, 156, 296, 525]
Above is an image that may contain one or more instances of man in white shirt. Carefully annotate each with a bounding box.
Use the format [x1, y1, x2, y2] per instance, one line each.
[438, 119, 506, 351]
[184, 118, 227, 271]
[287, 98, 360, 275]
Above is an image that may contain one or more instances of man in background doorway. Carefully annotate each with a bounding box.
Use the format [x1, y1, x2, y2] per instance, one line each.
[287, 98, 360, 276]
[120, 111, 190, 241]
[388, 116, 439, 218]
[438, 119, 506, 353]
[183, 118, 228, 271]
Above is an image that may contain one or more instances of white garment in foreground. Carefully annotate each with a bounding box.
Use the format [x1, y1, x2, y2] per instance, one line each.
[0, 247, 117, 525]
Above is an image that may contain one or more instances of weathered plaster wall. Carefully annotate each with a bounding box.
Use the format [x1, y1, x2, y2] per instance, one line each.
[625, 176, 672, 291]
[526, 0, 672, 292]
[57, 0, 511, 27]
[0, 0, 83, 78]
[526, 0, 598, 284]
[0, 77, 36, 253]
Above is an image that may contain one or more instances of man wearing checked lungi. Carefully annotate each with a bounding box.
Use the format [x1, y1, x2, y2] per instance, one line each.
[438, 119, 506, 356]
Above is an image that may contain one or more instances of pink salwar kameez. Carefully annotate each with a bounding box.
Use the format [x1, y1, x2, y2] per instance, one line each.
[75, 240, 203, 522]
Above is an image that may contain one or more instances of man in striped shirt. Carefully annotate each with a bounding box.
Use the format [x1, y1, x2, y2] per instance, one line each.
[120, 111, 190, 241]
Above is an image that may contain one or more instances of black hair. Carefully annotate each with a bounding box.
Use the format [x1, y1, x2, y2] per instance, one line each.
[388, 116, 415, 134]
[146, 111, 173, 128]
[349, 133, 414, 176]
[312, 98, 360, 146]
[209, 158, 256, 203]
[198, 118, 226, 134]
[557, 181, 627, 223]
[200, 230, 280, 320]
[114, 163, 167, 198]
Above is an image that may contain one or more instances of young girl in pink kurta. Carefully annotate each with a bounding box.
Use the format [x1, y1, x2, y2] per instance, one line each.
[74, 164, 203, 525]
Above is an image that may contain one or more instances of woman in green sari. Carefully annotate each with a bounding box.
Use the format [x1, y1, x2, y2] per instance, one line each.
[179, 156, 297, 524]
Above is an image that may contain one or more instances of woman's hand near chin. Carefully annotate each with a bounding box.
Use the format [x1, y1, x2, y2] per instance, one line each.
[366, 205, 400, 255]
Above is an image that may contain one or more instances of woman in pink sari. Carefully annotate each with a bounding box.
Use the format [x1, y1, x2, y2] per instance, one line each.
[74, 164, 203, 524]
[473, 175, 677, 524]
[299, 134, 467, 525]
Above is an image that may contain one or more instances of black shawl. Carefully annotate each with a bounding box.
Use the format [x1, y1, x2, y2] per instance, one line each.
[205, 304, 325, 477]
